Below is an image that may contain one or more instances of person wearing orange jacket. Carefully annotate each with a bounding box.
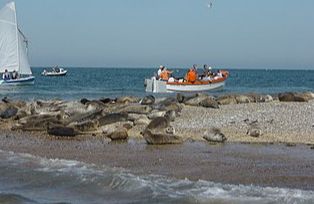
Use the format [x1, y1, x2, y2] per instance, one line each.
[185, 65, 198, 83]
[159, 67, 173, 81]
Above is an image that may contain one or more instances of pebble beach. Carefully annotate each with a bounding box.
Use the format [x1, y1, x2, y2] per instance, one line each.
[0, 91, 314, 199]
[175, 101, 314, 144]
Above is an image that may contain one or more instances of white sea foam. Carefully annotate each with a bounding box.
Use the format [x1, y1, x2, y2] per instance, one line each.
[0, 149, 313, 204]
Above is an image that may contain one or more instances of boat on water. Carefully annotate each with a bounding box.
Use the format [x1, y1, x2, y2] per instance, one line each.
[0, 2, 35, 85]
[145, 68, 229, 93]
[42, 66, 67, 76]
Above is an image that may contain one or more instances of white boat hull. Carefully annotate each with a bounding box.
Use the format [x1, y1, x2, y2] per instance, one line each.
[145, 78, 225, 93]
[42, 70, 67, 76]
[167, 81, 225, 92]
[0, 76, 35, 85]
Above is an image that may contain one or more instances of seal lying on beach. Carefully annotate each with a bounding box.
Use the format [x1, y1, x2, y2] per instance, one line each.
[203, 128, 227, 143]
[47, 125, 77, 137]
[12, 114, 63, 131]
[244, 119, 263, 137]
[142, 113, 182, 145]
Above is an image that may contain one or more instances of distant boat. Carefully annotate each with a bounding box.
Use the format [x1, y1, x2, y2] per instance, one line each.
[0, 2, 35, 85]
[42, 66, 67, 76]
[145, 69, 229, 93]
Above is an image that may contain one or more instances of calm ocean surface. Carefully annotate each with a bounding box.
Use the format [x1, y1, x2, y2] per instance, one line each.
[0, 67, 313, 100]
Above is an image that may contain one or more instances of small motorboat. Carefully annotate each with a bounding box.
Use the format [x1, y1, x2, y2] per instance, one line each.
[145, 70, 229, 93]
[42, 66, 67, 76]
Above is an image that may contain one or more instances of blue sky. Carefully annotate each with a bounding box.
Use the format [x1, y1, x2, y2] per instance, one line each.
[1, 0, 314, 68]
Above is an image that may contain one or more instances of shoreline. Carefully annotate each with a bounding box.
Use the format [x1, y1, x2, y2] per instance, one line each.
[0, 131, 314, 191]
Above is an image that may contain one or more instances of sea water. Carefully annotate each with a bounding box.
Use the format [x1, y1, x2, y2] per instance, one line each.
[0, 149, 313, 204]
[1, 68, 314, 203]
[0, 68, 313, 101]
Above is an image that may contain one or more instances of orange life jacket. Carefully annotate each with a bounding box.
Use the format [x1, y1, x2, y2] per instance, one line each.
[187, 69, 197, 82]
[160, 70, 170, 80]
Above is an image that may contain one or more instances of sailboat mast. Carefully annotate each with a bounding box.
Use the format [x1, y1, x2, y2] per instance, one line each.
[13, 2, 20, 73]
[18, 29, 29, 56]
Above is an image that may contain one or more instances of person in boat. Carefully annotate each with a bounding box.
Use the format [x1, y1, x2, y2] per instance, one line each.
[213, 70, 223, 80]
[2, 69, 10, 80]
[185, 66, 198, 83]
[201, 65, 214, 81]
[199, 64, 209, 79]
[11, 70, 18, 79]
[53, 66, 60, 73]
[157, 65, 164, 79]
[159, 67, 173, 81]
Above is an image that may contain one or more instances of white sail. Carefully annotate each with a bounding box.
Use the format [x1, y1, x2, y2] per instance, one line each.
[0, 2, 32, 75]
[18, 29, 32, 75]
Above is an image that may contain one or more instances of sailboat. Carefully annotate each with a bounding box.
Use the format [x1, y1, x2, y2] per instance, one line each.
[0, 2, 35, 85]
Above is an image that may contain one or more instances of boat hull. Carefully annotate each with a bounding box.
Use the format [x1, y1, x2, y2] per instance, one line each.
[167, 81, 225, 92]
[145, 70, 229, 93]
[42, 70, 67, 76]
[0, 76, 35, 85]
[145, 78, 225, 93]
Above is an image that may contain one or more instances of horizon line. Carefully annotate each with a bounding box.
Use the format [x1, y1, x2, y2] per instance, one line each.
[30, 66, 314, 70]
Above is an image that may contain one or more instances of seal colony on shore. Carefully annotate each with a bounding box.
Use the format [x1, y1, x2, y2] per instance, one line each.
[0, 91, 313, 146]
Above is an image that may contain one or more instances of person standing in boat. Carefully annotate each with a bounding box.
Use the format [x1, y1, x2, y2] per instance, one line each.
[2, 69, 10, 80]
[160, 67, 173, 81]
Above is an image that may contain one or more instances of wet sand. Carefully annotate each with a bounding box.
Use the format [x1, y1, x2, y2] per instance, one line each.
[1, 131, 314, 191]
